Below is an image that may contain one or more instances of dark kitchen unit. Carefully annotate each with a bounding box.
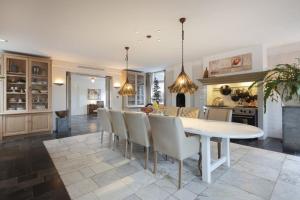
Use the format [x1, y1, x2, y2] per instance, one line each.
[232, 106, 258, 127]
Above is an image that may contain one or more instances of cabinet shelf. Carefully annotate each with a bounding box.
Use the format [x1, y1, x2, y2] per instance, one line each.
[7, 73, 26, 77]
[7, 92, 26, 95]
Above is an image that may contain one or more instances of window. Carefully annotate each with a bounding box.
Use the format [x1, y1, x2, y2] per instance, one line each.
[151, 70, 165, 104]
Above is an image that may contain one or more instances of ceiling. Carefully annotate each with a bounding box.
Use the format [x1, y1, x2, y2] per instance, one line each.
[1, 0, 300, 71]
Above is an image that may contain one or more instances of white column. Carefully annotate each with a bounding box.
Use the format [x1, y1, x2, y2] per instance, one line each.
[221, 138, 230, 167]
[201, 136, 211, 183]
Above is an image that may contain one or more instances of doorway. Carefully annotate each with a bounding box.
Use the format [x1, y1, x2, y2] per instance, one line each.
[65, 72, 111, 134]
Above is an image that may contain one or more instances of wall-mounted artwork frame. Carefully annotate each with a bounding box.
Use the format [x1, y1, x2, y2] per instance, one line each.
[209, 53, 252, 75]
[88, 89, 101, 100]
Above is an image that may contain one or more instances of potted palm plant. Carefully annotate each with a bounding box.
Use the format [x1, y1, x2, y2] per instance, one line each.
[250, 59, 300, 112]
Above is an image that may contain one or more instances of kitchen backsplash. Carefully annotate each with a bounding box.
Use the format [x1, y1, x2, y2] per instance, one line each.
[207, 82, 257, 107]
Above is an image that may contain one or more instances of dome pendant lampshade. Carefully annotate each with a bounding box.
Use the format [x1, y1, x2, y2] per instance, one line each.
[168, 18, 198, 94]
[118, 47, 136, 96]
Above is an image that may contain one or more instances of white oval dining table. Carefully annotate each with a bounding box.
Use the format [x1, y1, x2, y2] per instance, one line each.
[180, 117, 264, 183]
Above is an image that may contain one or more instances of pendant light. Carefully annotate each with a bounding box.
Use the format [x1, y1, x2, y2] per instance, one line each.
[118, 47, 136, 96]
[168, 18, 198, 94]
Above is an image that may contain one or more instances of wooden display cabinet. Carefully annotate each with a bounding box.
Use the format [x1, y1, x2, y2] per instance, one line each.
[0, 52, 53, 139]
[121, 70, 146, 108]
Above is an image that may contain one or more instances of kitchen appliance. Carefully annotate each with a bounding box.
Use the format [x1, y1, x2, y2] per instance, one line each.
[232, 106, 259, 142]
[232, 106, 258, 127]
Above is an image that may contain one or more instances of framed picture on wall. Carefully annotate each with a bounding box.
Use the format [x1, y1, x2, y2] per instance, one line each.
[88, 89, 101, 100]
[209, 53, 252, 75]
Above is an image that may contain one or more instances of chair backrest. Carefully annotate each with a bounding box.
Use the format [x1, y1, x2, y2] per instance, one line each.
[148, 115, 186, 159]
[163, 106, 179, 116]
[97, 108, 112, 132]
[205, 108, 232, 122]
[124, 112, 151, 147]
[109, 110, 128, 139]
[178, 107, 200, 118]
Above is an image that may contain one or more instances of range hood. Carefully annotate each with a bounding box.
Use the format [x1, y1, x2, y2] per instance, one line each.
[198, 71, 268, 85]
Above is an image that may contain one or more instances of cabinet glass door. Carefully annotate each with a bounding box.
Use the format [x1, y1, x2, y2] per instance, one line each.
[137, 74, 145, 105]
[0, 54, 3, 76]
[5, 56, 27, 112]
[30, 60, 49, 111]
[127, 72, 136, 106]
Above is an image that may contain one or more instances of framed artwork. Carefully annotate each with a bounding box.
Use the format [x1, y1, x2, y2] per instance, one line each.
[209, 53, 252, 75]
[88, 89, 101, 100]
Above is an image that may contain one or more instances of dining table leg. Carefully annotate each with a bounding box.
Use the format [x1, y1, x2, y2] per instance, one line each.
[201, 136, 211, 183]
[221, 138, 230, 167]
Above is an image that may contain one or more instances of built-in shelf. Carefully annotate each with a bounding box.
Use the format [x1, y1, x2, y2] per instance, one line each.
[198, 71, 269, 85]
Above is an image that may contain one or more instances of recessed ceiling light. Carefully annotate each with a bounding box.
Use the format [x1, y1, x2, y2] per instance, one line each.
[157, 39, 161, 42]
[0, 38, 7, 42]
[157, 30, 161, 33]
[135, 31, 139, 34]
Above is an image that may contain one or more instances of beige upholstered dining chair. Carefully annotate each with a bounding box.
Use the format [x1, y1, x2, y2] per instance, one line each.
[124, 112, 152, 169]
[149, 115, 200, 189]
[205, 108, 232, 158]
[109, 110, 129, 157]
[97, 108, 113, 146]
[163, 106, 179, 116]
[178, 107, 200, 118]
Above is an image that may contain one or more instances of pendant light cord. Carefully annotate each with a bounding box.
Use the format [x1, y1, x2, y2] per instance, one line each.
[181, 19, 185, 72]
[125, 47, 129, 82]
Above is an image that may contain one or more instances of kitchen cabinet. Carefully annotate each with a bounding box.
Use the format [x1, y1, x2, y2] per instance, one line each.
[121, 70, 146, 108]
[30, 113, 52, 133]
[4, 114, 29, 136]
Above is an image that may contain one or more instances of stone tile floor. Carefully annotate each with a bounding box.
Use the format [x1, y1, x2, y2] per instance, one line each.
[44, 132, 300, 200]
[0, 114, 298, 200]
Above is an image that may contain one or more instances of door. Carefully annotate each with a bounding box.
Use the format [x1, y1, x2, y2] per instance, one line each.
[0, 79, 4, 113]
[29, 58, 52, 112]
[0, 116, 3, 140]
[4, 54, 28, 113]
[30, 113, 52, 133]
[4, 114, 29, 136]
[0, 53, 4, 76]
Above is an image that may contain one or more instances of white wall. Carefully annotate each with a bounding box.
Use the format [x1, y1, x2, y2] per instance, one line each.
[52, 60, 122, 129]
[265, 47, 300, 138]
[71, 74, 106, 116]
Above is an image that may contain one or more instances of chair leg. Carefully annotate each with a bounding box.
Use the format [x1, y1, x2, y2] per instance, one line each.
[144, 147, 149, 169]
[130, 141, 133, 159]
[217, 141, 221, 159]
[153, 151, 157, 174]
[112, 135, 116, 151]
[178, 160, 183, 189]
[100, 130, 104, 144]
[125, 139, 128, 158]
[109, 132, 112, 148]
